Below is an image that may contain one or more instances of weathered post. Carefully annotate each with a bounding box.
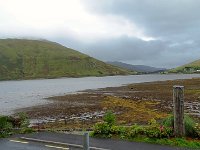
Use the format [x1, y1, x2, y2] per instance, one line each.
[83, 132, 89, 150]
[173, 85, 185, 137]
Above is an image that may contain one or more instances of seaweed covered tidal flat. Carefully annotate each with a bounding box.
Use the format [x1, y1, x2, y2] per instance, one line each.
[17, 78, 200, 129]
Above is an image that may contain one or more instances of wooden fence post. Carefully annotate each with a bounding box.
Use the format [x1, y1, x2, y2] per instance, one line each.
[173, 85, 185, 137]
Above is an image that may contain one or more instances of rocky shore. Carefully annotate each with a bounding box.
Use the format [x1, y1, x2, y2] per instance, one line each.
[16, 78, 200, 129]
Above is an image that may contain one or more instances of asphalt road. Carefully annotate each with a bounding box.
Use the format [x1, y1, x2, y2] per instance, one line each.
[12, 132, 195, 150]
[0, 138, 80, 150]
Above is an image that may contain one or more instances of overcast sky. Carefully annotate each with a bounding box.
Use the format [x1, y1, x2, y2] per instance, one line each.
[0, 0, 200, 68]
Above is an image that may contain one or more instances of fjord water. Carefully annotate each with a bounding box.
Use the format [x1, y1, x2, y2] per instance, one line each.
[1, 74, 200, 115]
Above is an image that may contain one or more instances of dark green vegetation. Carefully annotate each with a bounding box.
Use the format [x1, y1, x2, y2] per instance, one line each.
[0, 113, 35, 138]
[91, 112, 200, 149]
[0, 39, 130, 80]
[169, 59, 200, 73]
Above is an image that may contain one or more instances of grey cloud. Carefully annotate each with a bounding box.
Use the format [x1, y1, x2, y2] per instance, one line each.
[77, 0, 200, 67]
[84, 0, 200, 41]
[1, 0, 200, 68]
[54, 35, 200, 68]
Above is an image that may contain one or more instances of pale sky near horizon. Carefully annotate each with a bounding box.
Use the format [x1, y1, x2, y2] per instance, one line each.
[0, 0, 200, 68]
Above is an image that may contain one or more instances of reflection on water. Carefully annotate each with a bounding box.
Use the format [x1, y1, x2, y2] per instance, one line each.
[0, 74, 200, 115]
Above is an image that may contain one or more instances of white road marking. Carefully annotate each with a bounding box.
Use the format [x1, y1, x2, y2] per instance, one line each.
[10, 139, 29, 144]
[45, 144, 69, 150]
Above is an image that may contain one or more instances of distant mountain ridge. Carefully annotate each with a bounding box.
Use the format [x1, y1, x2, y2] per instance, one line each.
[0, 39, 130, 80]
[107, 61, 166, 73]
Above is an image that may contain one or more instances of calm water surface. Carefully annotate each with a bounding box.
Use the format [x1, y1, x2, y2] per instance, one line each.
[1, 74, 200, 115]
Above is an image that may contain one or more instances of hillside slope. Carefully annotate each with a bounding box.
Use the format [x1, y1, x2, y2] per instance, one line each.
[0, 39, 130, 80]
[107, 61, 166, 73]
[169, 59, 200, 73]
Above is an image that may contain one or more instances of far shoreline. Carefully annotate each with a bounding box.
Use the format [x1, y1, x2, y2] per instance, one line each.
[1, 72, 199, 82]
[1, 73, 199, 84]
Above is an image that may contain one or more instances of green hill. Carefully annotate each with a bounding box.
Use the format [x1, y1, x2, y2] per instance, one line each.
[169, 59, 200, 73]
[0, 39, 130, 80]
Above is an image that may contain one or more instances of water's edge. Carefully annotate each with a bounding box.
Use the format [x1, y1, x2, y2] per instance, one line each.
[0, 74, 200, 115]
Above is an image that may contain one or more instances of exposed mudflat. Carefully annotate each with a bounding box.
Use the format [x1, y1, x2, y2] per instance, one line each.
[2, 74, 200, 115]
[16, 78, 200, 129]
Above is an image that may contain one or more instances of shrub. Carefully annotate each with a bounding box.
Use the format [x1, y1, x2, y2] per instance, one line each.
[103, 111, 116, 126]
[194, 123, 200, 138]
[20, 128, 36, 134]
[0, 116, 13, 129]
[145, 126, 160, 138]
[160, 126, 173, 138]
[0, 114, 32, 138]
[127, 124, 145, 138]
[133, 125, 145, 135]
[93, 122, 111, 137]
[145, 118, 173, 138]
[110, 125, 121, 135]
[18, 112, 29, 128]
[0, 116, 9, 129]
[0, 116, 13, 138]
[162, 115, 173, 127]
[118, 126, 127, 136]
[92, 111, 116, 138]
[162, 115, 198, 137]
[110, 126, 128, 139]
[184, 115, 197, 137]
